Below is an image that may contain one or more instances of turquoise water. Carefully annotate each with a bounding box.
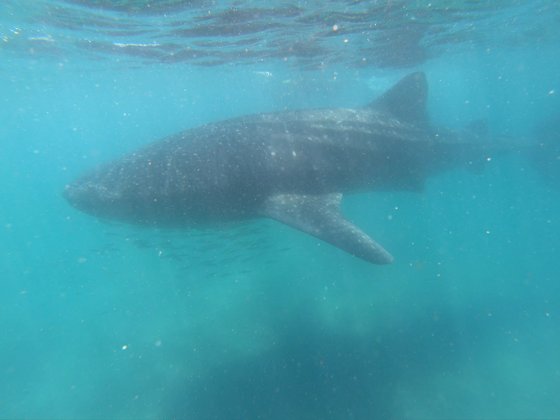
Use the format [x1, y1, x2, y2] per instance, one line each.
[1, 1, 560, 419]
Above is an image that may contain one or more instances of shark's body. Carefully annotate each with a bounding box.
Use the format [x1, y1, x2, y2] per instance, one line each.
[64, 72, 503, 264]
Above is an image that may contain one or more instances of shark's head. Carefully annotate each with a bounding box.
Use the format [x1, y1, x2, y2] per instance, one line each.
[63, 168, 128, 221]
[64, 157, 197, 226]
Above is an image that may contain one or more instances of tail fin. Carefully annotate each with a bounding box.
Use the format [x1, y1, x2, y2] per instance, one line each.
[465, 119, 489, 140]
[528, 116, 560, 186]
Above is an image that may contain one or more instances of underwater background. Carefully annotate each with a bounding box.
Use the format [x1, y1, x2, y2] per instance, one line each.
[1, 1, 559, 419]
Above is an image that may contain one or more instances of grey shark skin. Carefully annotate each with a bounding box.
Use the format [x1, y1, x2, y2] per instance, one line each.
[64, 72, 501, 265]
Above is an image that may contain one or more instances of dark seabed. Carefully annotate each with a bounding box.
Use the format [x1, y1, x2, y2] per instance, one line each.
[1, 1, 560, 419]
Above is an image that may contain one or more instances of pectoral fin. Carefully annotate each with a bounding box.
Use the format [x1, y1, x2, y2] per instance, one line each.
[262, 193, 393, 265]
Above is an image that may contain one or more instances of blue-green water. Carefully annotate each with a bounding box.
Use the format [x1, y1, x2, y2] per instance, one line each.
[1, 1, 560, 419]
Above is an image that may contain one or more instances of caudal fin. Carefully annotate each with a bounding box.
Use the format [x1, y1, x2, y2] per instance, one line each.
[528, 116, 560, 186]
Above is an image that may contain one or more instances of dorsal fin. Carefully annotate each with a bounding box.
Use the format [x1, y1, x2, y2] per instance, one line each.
[368, 72, 428, 124]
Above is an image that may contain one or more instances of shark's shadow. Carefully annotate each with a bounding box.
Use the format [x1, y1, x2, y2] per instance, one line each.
[163, 302, 490, 419]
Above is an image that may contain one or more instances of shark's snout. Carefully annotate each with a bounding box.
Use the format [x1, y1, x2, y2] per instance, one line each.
[63, 182, 83, 208]
[63, 178, 121, 217]
[63, 183, 80, 203]
[63, 181, 95, 213]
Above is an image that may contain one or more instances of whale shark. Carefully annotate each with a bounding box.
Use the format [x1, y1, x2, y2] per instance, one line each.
[64, 72, 515, 265]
